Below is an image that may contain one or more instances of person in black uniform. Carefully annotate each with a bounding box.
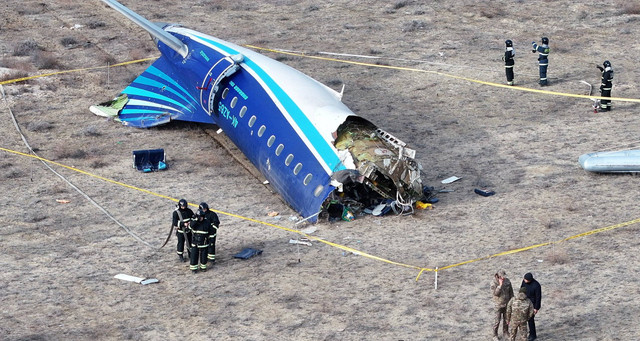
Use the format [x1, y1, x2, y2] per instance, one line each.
[199, 202, 220, 263]
[503, 39, 515, 85]
[173, 198, 194, 262]
[189, 209, 215, 273]
[521, 272, 542, 341]
[531, 37, 550, 86]
[597, 60, 614, 111]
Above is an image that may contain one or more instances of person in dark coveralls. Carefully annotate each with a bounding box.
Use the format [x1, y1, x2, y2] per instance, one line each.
[491, 269, 514, 340]
[503, 40, 516, 85]
[507, 287, 535, 341]
[199, 202, 220, 263]
[521, 272, 542, 341]
[597, 60, 614, 111]
[189, 209, 215, 273]
[531, 37, 550, 86]
[173, 198, 194, 262]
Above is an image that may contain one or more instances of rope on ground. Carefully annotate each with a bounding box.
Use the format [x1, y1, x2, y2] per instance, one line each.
[3, 146, 639, 282]
[415, 217, 640, 281]
[0, 86, 154, 249]
[0, 57, 156, 85]
[2, 53, 639, 278]
[245, 45, 640, 103]
[0, 146, 426, 271]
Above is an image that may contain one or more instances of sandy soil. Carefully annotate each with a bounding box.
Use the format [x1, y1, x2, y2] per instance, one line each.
[2, 0, 640, 340]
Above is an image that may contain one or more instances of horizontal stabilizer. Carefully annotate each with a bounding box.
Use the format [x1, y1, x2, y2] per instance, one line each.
[91, 57, 206, 128]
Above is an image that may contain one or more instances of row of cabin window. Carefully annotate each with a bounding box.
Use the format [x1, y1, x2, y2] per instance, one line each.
[222, 88, 318, 191]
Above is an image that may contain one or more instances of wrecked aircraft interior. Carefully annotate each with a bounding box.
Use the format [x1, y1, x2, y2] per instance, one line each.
[324, 117, 424, 220]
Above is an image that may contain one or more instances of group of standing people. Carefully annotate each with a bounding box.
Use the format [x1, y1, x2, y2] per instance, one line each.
[501, 37, 614, 112]
[491, 270, 542, 341]
[172, 199, 221, 273]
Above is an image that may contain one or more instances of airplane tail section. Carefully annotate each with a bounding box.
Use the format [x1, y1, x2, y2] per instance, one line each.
[90, 57, 205, 128]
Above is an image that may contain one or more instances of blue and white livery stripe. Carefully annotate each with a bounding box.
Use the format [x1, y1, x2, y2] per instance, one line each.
[181, 29, 346, 174]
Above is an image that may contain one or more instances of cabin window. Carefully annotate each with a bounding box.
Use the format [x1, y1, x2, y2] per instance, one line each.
[267, 135, 275, 147]
[222, 88, 229, 99]
[293, 163, 302, 175]
[285, 154, 294, 166]
[275, 144, 284, 156]
[258, 125, 266, 137]
[313, 185, 324, 197]
[248, 115, 256, 127]
[230, 96, 238, 108]
[303, 173, 312, 185]
[239, 106, 247, 118]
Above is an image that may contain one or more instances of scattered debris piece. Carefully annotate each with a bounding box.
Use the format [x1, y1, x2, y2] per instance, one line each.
[267, 211, 279, 217]
[132, 148, 166, 172]
[441, 176, 461, 184]
[342, 207, 355, 221]
[56, 199, 70, 204]
[289, 239, 312, 246]
[474, 188, 495, 197]
[371, 201, 392, 216]
[300, 225, 317, 234]
[234, 248, 263, 259]
[114, 273, 159, 285]
[579, 150, 640, 173]
[415, 201, 433, 210]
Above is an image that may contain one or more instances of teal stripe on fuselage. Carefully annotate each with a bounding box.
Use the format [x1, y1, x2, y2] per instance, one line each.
[146, 65, 199, 104]
[191, 34, 345, 172]
[133, 75, 191, 105]
[123, 86, 192, 113]
[121, 109, 177, 117]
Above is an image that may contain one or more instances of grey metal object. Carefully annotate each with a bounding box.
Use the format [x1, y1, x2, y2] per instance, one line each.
[579, 150, 640, 173]
[100, 0, 188, 58]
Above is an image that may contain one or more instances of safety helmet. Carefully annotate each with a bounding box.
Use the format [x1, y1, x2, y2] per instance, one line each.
[196, 209, 205, 218]
[178, 199, 188, 208]
[603, 60, 611, 68]
[541, 37, 549, 44]
[199, 202, 209, 211]
[505, 40, 513, 47]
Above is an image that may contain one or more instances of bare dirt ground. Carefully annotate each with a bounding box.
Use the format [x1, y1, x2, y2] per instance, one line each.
[2, 1, 640, 340]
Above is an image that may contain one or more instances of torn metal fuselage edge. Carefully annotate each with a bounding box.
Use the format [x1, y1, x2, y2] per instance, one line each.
[92, 0, 427, 223]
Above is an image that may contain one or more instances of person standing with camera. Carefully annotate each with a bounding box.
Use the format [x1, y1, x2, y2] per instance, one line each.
[491, 269, 514, 340]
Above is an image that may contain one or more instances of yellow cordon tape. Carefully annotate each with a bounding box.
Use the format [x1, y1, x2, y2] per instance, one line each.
[0, 57, 157, 85]
[245, 45, 640, 103]
[3, 146, 639, 281]
[3, 51, 639, 280]
[0, 147, 425, 271]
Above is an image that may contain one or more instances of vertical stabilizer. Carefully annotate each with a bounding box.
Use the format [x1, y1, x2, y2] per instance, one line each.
[100, 0, 188, 58]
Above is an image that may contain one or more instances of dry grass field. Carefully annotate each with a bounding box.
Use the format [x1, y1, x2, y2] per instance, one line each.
[2, 0, 640, 340]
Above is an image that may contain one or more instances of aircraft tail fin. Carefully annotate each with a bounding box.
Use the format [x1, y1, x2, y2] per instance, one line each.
[100, 0, 188, 58]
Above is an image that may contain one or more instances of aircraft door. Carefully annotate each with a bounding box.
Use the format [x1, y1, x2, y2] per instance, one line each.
[198, 54, 243, 116]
